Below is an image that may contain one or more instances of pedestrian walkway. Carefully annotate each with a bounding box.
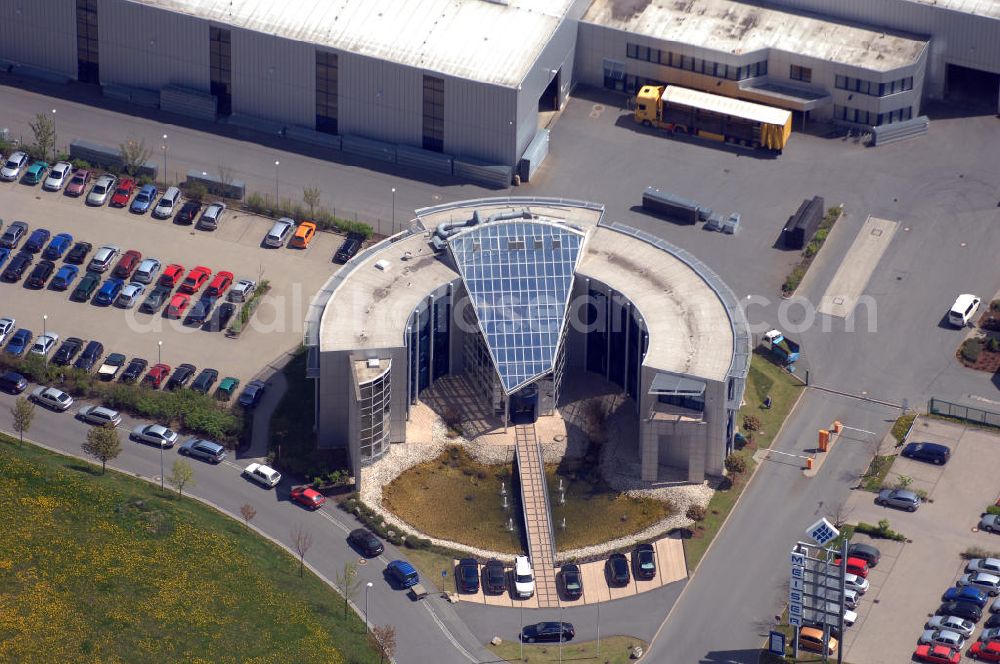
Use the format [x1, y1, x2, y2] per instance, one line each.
[515, 424, 559, 608]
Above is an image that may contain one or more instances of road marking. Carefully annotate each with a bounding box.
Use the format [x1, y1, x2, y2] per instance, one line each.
[817, 216, 898, 318]
[318, 509, 351, 534]
[421, 601, 479, 663]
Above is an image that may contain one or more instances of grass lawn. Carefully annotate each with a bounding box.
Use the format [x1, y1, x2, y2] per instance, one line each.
[890, 412, 917, 445]
[0, 434, 378, 664]
[683, 353, 804, 571]
[861, 455, 896, 492]
[489, 635, 647, 663]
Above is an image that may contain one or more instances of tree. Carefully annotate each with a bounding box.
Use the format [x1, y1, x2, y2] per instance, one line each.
[368, 624, 397, 664]
[217, 162, 234, 199]
[335, 561, 363, 618]
[29, 112, 57, 162]
[119, 136, 153, 177]
[10, 397, 35, 444]
[303, 186, 321, 217]
[168, 459, 195, 496]
[81, 423, 122, 474]
[291, 523, 313, 578]
[240, 503, 257, 527]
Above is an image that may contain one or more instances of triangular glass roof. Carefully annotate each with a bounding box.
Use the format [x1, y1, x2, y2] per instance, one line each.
[448, 220, 585, 394]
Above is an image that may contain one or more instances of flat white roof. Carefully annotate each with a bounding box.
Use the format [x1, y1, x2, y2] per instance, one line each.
[909, 0, 1000, 19]
[662, 85, 791, 126]
[584, 0, 927, 72]
[133, 0, 576, 87]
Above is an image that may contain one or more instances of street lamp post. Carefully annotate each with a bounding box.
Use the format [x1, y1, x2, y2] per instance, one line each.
[50, 109, 56, 162]
[365, 581, 373, 632]
[42, 315, 48, 364]
[391, 187, 396, 234]
[157, 340, 162, 365]
[161, 134, 168, 189]
[274, 160, 280, 210]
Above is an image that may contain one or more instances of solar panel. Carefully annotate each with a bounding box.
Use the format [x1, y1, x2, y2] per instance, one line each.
[449, 220, 585, 393]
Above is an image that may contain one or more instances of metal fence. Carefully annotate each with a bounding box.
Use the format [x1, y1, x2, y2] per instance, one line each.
[928, 397, 1000, 428]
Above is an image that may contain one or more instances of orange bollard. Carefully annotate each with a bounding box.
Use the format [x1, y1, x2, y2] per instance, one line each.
[818, 429, 830, 452]
[806, 457, 814, 470]
[833, 421, 843, 434]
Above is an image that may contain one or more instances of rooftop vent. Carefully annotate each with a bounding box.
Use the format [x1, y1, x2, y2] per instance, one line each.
[374, 259, 391, 271]
[367, 358, 380, 369]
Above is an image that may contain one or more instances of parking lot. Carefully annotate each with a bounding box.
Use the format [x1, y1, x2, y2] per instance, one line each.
[843, 417, 1000, 663]
[0, 177, 340, 387]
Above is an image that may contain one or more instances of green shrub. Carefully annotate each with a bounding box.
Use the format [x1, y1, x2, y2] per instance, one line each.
[989, 338, 1000, 353]
[962, 338, 983, 363]
[71, 158, 91, 171]
[686, 504, 707, 521]
[987, 505, 1000, 516]
[724, 453, 747, 475]
[742, 414, 761, 432]
[245, 192, 267, 214]
[184, 181, 208, 202]
[813, 228, 829, 243]
[854, 519, 906, 541]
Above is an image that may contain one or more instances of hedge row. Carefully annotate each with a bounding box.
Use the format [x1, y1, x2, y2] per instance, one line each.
[243, 192, 373, 239]
[339, 493, 433, 550]
[782, 207, 842, 295]
[228, 280, 272, 336]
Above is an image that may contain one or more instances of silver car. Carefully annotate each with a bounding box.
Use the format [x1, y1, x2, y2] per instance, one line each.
[875, 488, 920, 512]
[131, 424, 178, 448]
[87, 174, 118, 206]
[264, 218, 295, 247]
[77, 405, 123, 427]
[30, 386, 74, 411]
[229, 278, 256, 303]
[1, 151, 28, 181]
[179, 437, 227, 463]
[844, 572, 869, 594]
[43, 161, 72, 191]
[88, 245, 121, 273]
[197, 202, 226, 230]
[918, 629, 965, 650]
[958, 571, 1000, 596]
[981, 514, 1000, 534]
[116, 282, 146, 308]
[969, 558, 1000, 575]
[926, 615, 976, 638]
[133, 258, 162, 284]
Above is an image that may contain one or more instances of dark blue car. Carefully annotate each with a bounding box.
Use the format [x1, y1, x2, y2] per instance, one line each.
[0, 247, 9, 269]
[42, 232, 74, 260]
[51, 264, 79, 290]
[131, 184, 158, 214]
[94, 278, 125, 306]
[942, 585, 988, 608]
[23, 228, 51, 253]
[5, 328, 33, 357]
[386, 560, 419, 588]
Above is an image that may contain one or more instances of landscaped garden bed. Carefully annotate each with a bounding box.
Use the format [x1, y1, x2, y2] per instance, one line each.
[958, 301, 1000, 372]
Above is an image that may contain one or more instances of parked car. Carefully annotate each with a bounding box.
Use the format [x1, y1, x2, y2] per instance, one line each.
[131, 423, 178, 448]
[0, 317, 13, 346]
[456, 558, 480, 593]
[216, 376, 239, 400]
[179, 266, 212, 294]
[264, 218, 295, 247]
[5, 328, 33, 356]
[52, 337, 84, 366]
[949, 294, 980, 327]
[22, 160, 49, 185]
[876, 488, 921, 512]
[178, 438, 226, 464]
[130, 184, 158, 213]
[30, 386, 73, 411]
[847, 542, 880, 567]
[65, 241, 93, 265]
[152, 186, 181, 219]
[43, 161, 72, 191]
[140, 285, 172, 314]
[29, 332, 59, 356]
[1, 252, 33, 282]
[24, 228, 51, 253]
[514, 555, 535, 598]
[205, 271, 233, 297]
[158, 263, 185, 288]
[133, 258, 161, 284]
[521, 622, 575, 644]
[969, 559, 1000, 576]
[65, 169, 91, 196]
[0, 371, 28, 394]
[176, 200, 203, 225]
[185, 296, 216, 326]
[980, 514, 1000, 534]
[0, 247, 8, 270]
[347, 528, 384, 557]
[190, 368, 218, 394]
[86, 173, 118, 206]
[386, 560, 419, 588]
[901, 441, 951, 465]
[112, 249, 142, 280]
[942, 586, 989, 608]
[918, 629, 966, 650]
[799, 626, 837, 656]
[238, 379, 267, 408]
[334, 233, 364, 264]
[142, 363, 171, 389]
[166, 363, 196, 390]
[165, 293, 191, 319]
[959, 572, 1000, 596]
[987, 612, 1000, 629]
[42, 232, 73, 260]
[243, 462, 281, 488]
[204, 302, 235, 332]
[109, 177, 136, 207]
[969, 640, 1000, 662]
[483, 559, 506, 595]
[197, 202, 226, 230]
[560, 563, 583, 600]
[981, 628, 1000, 641]
[291, 221, 317, 248]
[606, 552, 630, 586]
[70, 272, 101, 302]
[88, 245, 121, 273]
[926, 615, 976, 638]
[74, 340, 104, 371]
[25, 259, 56, 288]
[77, 405, 122, 427]
[94, 277, 125, 306]
[0, 221, 28, 249]
[913, 644, 960, 664]
[229, 278, 256, 302]
[120, 357, 148, 383]
[115, 282, 146, 308]
[290, 486, 327, 510]
[633, 543, 657, 580]
[0, 151, 29, 181]
[97, 353, 127, 381]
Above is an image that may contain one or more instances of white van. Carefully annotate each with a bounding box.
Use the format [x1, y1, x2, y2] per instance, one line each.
[513, 555, 535, 598]
[153, 186, 181, 219]
[949, 294, 980, 327]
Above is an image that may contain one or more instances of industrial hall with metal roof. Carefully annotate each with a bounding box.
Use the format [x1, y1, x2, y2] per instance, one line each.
[1, 0, 997, 185]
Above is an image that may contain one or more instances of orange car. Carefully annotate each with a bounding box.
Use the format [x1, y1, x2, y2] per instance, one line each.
[290, 221, 317, 248]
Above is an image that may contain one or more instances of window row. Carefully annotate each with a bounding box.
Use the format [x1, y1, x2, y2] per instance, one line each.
[835, 75, 913, 97]
[789, 65, 812, 83]
[625, 43, 767, 81]
[833, 104, 913, 126]
[422, 75, 445, 153]
[316, 51, 338, 135]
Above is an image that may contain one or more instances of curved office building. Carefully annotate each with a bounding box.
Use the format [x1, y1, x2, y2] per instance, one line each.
[307, 198, 750, 483]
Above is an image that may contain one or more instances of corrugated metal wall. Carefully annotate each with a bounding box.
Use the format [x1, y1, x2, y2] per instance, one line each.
[338, 51, 423, 149]
[231, 29, 313, 126]
[446, 77, 517, 166]
[0, 0, 76, 77]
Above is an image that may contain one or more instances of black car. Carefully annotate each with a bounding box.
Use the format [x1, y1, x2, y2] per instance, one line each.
[203, 302, 235, 332]
[25, 259, 55, 289]
[901, 441, 950, 465]
[74, 340, 104, 372]
[238, 379, 267, 409]
[606, 553, 630, 587]
[1, 252, 33, 282]
[483, 559, 506, 595]
[456, 558, 480, 593]
[52, 337, 84, 366]
[986, 612, 1000, 629]
[0, 371, 28, 394]
[139, 284, 172, 314]
[176, 200, 202, 225]
[347, 528, 384, 557]
[166, 363, 196, 390]
[560, 563, 583, 600]
[185, 297, 216, 326]
[847, 542, 880, 568]
[121, 357, 148, 383]
[520, 622, 575, 644]
[938, 600, 982, 622]
[71, 272, 101, 302]
[632, 543, 657, 580]
[191, 368, 219, 394]
[333, 233, 364, 264]
[64, 241, 93, 265]
[0, 221, 28, 249]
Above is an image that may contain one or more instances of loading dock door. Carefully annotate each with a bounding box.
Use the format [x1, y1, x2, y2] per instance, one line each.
[946, 64, 1000, 111]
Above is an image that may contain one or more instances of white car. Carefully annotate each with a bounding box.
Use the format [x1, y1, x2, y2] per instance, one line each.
[133, 258, 162, 285]
[918, 629, 965, 650]
[43, 161, 72, 191]
[197, 202, 227, 230]
[1, 151, 29, 181]
[86, 174, 118, 206]
[229, 278, 256, 303]
[958, 571, 1000, 596]
[29, 333, 60, 356]
[843, 573, 869, 594]
[77, 405, 122, 427]
[116, 282, 146, 308]
[264, 218, 295, 247]
[131, 424, 178, 448]
[926, 615, 976, 638]
[243, 463, 281, 488]
[949, 293, 980, 327]
[513, 555, 535, 599]
[968, 558, 1000, 576]
[0, 317, 16, 345]
[30, 386, 74, 411]
[822, 587, 859, 610]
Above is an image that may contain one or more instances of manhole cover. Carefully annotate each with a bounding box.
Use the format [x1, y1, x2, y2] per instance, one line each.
[358, 558, 368, 566]
[871, 228, 883, 237]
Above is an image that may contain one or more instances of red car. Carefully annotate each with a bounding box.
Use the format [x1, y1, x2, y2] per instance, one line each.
[142, 363, 171, 389]
[205, 271, 233, 297]
[112, 249, 143, 280]
[971, 641, 1000, 661]
[179, 266, 212, 294]
[158, 263, 185, 288]
[912, 644, 960, 663]
[290, 486, 326, 510]
[109, 177, 136, 207]
[65, 169, 91, 196]
[833, 555, 869, 578]
[165, 293, 191, 318]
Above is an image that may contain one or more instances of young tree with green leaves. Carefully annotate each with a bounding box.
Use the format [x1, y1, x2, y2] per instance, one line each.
[119, 136, 153, 177]
[10, 397, 35, 444]
[29, 112, 57, 162]
[168, 459, 195, 496]
[81, 423, 122, 474]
